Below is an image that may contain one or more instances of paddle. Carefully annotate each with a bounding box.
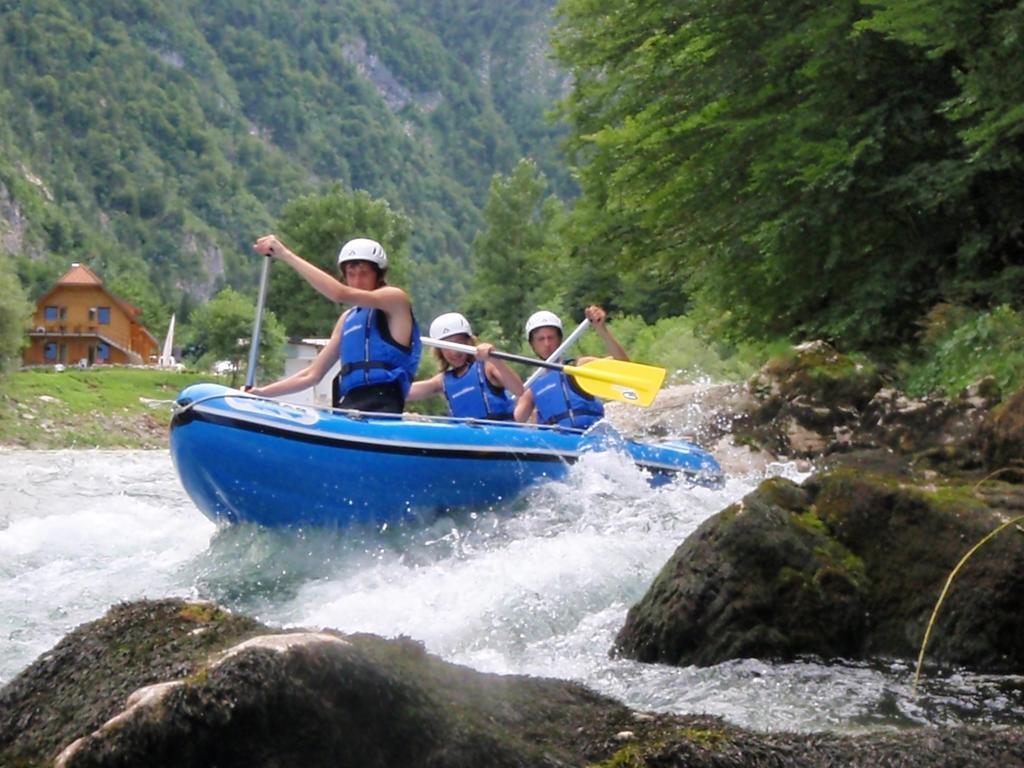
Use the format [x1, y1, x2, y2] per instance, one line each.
[245, 255, 272, 390]
[522, 318, 590, 390]
[422, 336, 666, 407]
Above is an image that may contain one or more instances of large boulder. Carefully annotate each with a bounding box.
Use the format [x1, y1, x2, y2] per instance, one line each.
[612, 343, 1010, 478]
[614, 469, 1024, 671]
[4, 599, 1023, 767]
[0, 600, 631, 768]
[749, 340, 884, 410]
[857, 386, 992, 472]
[737, 341, 884, 458]
[0, 600, 263, 767]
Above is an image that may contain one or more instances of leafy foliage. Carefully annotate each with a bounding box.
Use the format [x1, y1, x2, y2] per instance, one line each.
[552, 0, 1024, 349]
[464, 159, 566, 346]
[572, 314, 781, 384]
[904, 305, 1024, 397]
[183, 287, 285, 386]
[0, 257, 33, 372]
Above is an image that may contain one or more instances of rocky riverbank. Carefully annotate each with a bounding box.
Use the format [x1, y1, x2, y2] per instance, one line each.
[3, 343, 1022, 766]
[612, 341, 1024, 675]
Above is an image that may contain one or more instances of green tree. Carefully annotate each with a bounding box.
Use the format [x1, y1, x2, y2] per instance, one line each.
[0, 259, 32, 372]
[185, 287, 285, 387]
[464, 158, 566, 346]
[553, 0, 1024, 348]
[857, 0, 1024, 306]
[266, 186, 413, 339]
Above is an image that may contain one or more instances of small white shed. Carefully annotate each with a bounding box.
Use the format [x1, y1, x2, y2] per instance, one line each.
[280, 338, 339, 407]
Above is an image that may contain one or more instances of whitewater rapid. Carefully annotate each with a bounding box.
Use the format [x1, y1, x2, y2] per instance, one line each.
[1, 448, 1021, 732]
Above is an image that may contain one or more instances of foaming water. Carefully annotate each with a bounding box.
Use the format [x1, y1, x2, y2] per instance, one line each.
[2, 448, 1022, 732]
[0, 449, 214, 682]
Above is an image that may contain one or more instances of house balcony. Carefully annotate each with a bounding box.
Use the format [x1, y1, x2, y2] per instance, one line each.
[27, 327, 143, 365]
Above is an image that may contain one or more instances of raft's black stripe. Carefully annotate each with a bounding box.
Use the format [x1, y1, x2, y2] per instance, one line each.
[172, 408, 687, 477]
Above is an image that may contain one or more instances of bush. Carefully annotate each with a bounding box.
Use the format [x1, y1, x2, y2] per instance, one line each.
[0, 261, 32, 373]
[904, 305, 1024, 397]
[572, 314, 784, 384]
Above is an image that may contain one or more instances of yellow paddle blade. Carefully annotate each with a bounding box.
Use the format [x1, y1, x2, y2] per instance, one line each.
[562, 358, 666, 407]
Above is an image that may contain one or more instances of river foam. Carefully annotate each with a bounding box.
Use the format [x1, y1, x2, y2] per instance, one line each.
[1, 448, 1021, 731]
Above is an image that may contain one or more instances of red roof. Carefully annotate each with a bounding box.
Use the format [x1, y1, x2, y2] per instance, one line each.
[55, 263, 104, 287]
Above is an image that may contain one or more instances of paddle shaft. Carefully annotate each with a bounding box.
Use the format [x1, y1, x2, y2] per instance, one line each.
[245, 255, 272, 389]
[522, 318, 590, 390]
[423, 336, 577, 373]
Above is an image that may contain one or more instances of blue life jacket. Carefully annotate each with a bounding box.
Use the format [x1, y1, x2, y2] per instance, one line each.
[527, 362, 604, 428]
[443, 360, 515, 420]
[338, 306, 421, 398]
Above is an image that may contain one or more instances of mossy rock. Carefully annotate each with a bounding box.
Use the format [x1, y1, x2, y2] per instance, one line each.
[0, 600, 265, 768]
[737, 342, 887, 456]
[0, 599, 636, 768]
[616, 469, 1024, 671]
[752, 341, 883, 411]
[4, 600, 1024, 767]
[614, 476, 870, 665]
[980, 387, 1024, 477]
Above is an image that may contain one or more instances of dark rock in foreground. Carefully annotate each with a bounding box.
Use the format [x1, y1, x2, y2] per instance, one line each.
[3, 599, 1023, 767]
[1, 600, 631, 768]
[0, 599, 264, 767]
[615, 469, 1024, 672]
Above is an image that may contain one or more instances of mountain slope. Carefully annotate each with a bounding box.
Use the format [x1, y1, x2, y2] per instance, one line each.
[0, 0, 567, 330]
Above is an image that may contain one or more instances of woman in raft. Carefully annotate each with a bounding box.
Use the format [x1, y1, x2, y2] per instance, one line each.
[406, 312, 523, 419]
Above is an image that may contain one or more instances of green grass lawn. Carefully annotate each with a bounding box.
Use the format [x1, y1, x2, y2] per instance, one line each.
[0, 367, 225, 448]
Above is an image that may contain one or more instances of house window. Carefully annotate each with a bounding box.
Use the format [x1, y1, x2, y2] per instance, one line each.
[88, 308, 96, 322]
[45, 306, 59, 321]
[97, 307, 111, 325]
[44, 342, 57, 360]
[97, 342, 110, 361]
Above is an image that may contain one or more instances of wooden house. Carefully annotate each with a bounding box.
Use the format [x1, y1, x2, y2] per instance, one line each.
[23, 263, 159, 367]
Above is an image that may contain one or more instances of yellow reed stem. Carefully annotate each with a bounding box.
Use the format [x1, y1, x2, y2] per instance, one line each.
[913, 513, 1024, 694]
[971, 466, 1023, 493]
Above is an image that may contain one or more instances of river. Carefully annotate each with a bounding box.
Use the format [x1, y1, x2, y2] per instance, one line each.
[1, 448, 1022, 732]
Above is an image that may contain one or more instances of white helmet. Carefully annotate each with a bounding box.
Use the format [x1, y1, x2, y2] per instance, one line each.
[337, 238, 388, 270]
[525, 310, 563, 339]
[429, 312, 473, 340]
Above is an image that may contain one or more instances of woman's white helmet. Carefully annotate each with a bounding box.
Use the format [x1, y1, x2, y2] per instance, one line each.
[525, 310, 563, 339]
[429, 312, 473, 340]
[337, 238, 388, 270]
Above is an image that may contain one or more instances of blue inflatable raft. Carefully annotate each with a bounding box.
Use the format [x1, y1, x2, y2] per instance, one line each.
[169, 382, 722, 527]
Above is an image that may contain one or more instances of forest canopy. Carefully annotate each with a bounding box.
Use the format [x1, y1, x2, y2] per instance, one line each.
[550, 0, 1024, 348]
